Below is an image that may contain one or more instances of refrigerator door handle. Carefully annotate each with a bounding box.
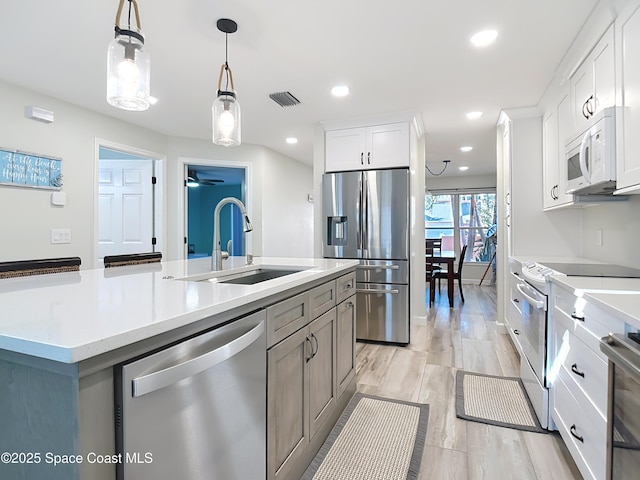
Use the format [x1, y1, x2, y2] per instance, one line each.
[359, 264, 400, 270]
[357, 173, 363, 250]
[362, 172, 368, 251]
[357, 288, 400, 294]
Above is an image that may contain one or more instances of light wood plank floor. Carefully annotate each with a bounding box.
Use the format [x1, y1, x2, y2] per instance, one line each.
[355, 284, 583, 480]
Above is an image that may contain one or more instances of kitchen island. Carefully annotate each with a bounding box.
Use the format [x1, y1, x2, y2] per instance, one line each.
[0, 256, 358, 480]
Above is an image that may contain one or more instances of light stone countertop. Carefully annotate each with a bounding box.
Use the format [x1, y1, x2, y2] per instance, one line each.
[550, 275, 640, 330]
[0, 256, 358, 363]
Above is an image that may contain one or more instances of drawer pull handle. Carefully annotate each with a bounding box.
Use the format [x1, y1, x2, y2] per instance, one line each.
[571, 364, 585, 378]
[513, 329, 520, 335]
[305, 336, 313, 363]
[571, 313, 585, 322]
[310, 333, 319, 358]
[513, 298, 519, 303]
[570, 424, 584, 443]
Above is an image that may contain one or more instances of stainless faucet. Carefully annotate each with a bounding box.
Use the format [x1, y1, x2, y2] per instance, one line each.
[211, 197, 253, 270]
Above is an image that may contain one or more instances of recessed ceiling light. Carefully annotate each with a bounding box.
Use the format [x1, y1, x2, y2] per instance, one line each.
[460, 146, 473, 152]
[471, 30, 498, 47]
[286, 137, 298, 144]
[466, 111, 483, 120]
[459, 166, 470, 171]
[149, 96, 158, 105]
[331, 85, 350, 97]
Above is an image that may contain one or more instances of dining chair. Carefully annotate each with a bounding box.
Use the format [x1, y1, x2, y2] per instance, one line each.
[433, 244, 468, 303]
[103, 252, 162, 268]
[0, 257, 81, 279]
[425, 239, 443, 275]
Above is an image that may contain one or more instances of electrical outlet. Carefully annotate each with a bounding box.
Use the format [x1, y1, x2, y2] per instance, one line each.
[51, 228, 71, 244]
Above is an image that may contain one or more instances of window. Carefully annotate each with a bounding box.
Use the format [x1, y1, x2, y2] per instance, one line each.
[425, 191, 497, 263]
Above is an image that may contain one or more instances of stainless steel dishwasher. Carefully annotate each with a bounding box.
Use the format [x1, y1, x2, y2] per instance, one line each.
[114, 310, 266, 480]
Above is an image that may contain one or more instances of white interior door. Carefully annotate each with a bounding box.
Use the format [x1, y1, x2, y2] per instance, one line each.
[98, 159, 154, 259]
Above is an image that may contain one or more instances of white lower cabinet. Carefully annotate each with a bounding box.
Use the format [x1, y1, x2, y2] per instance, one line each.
[553, 372, 607, 480]
[336, 294, 356, 399]
[549, 282, 624, 480]
[267, 274, 356, 480]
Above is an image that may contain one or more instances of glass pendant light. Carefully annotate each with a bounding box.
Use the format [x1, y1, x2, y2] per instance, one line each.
[107, 0, 150, 111]
[212, 19, 241, 147]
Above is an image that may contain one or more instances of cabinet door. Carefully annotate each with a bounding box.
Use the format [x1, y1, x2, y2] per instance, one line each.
[325, 128, 366, 172]
[365, 123, 410, 168]
[267, 327, 310, 480]
[543, 110, 559, 209]
[336, 295, 356, 400]
[592, 26, 615, 115]
[572, 60, 594, 128]
[308, 309, 336, 441]
[617, 3, 640, 189]
[572, 25, 615, 130]
[556, 90, 574, 203]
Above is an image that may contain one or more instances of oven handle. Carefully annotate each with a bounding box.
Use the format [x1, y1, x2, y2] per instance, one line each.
[600, 336, 640, 381]
[516, 283, 546, 311]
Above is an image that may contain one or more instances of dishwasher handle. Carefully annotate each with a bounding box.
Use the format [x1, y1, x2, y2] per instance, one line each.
[132, 320, 265, 398]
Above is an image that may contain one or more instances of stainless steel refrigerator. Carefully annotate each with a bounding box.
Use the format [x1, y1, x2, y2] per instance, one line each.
[322, 168, 410, 344]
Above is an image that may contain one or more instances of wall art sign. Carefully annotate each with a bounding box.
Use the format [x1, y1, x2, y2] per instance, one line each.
[0, 147, 63, 190]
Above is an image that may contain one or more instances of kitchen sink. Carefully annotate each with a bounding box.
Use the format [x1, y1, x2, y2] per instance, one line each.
[176, 266, 309, 284]
[216, 268, 305, 285]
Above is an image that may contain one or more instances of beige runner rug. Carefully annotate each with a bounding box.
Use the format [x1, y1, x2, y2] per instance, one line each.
[302, 393, 429, 480]
[456, 370, 546, 433]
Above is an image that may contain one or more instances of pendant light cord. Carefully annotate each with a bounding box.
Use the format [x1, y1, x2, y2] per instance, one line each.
[224, 33, 230, 91]
[115, 0, 141, 30]
[426, 160, 451, 176]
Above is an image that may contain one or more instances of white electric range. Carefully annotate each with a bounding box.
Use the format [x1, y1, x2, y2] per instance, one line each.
[508, 257, 640, 430]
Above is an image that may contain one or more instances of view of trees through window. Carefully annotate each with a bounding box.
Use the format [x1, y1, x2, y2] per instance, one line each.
[425, 192, 497, 263]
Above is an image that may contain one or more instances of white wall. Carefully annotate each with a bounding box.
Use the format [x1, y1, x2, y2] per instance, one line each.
[260, 149, 314, 258]
[0, 80, 167, 267]
[426, 173, 496, 191]
[0, 80, 313, 267]
[581, 196, 640, 268]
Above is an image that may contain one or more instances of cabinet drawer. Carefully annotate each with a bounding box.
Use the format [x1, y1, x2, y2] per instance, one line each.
[552, 372, 606, 480]
[267, 292, 310, 347]
[309, 280, 337, 319]
[552, 328, 608, 417]
[552, 288, 624, 360]
[336, 272, 356, 304]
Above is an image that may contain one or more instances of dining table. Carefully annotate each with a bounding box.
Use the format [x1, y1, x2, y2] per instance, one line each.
[426, 254, 456, 307]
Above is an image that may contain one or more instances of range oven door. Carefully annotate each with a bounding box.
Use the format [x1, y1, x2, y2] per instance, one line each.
[601, 334, 640, 480]
[515, 280, 547, 382]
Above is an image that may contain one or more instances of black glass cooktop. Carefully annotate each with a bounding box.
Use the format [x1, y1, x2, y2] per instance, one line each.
[542, 263, 640, 278]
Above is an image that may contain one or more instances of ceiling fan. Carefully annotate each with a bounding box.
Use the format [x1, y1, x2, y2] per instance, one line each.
[187, 170, 225, 187]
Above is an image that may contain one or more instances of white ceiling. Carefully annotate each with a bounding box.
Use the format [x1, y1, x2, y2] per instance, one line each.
[0, 0, 598, 177]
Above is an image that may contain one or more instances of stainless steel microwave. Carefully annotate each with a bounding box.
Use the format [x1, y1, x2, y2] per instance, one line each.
[565, 106, 617, 195]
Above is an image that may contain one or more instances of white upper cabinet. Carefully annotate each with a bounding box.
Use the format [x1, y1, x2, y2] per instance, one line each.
[325, 122, 409, 172]
[543, 88, 575, 209]
[615, 1, 640, 192]
[571, 25, 615, 130]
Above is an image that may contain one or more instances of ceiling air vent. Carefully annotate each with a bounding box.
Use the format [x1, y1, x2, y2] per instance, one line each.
[269, 91, 301, 107]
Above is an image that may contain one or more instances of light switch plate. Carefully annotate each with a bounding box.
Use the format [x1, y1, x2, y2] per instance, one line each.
[51, 228, 71, 244]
